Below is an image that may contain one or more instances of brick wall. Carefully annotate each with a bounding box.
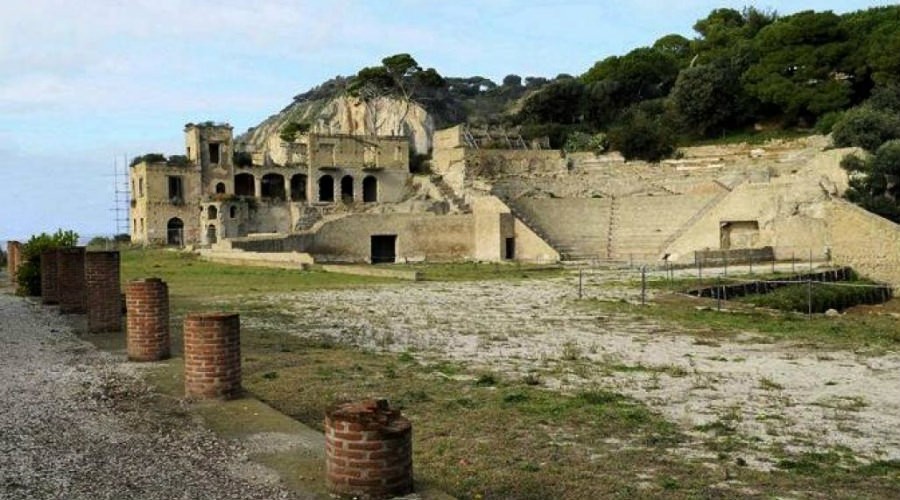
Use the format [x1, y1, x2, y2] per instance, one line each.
[7, 241, 22, 284]
[57, 247, 86, 314]
[325, 399, 413, 499]
[183, 312, 241, 399]
[85, 252, 122, 333]
[40, 249, 59, 304]
[125, 278, 170, 361]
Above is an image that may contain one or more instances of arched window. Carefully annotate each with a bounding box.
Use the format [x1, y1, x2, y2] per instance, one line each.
[234, 173, 255, 197]
[363, 175, 378, 203]
[290, 174, 307, 202]
[215, 182, 226, 194]
[229, 205, 237, 219]
[318, 175, 334, 202]
[341, 175, 354, 203]
[166, 218, 184, 246]
[207, 205, 218, 220]
[261, 173, 286, 200]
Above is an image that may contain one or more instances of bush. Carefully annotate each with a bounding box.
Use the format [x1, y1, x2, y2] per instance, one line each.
[831, 106, 900, 151]
[741, 279, 892, 313]
[563, 131, 609, 154]
[129, 153, 167, 167]
[279, 121, 311, 143]
[608, 110, 677, 162]
[814, 111, 844, 135]
[16, 229, 79, 296]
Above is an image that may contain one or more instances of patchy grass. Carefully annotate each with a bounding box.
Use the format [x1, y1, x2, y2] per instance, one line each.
[116, 251, 900, 498]
[578, 294, 900, 352]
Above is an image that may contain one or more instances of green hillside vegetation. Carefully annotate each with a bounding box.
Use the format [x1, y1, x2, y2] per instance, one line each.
[257, 5, 900, 221]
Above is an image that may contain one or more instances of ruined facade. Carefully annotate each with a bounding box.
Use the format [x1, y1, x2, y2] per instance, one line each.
[131, 123, 410, 247]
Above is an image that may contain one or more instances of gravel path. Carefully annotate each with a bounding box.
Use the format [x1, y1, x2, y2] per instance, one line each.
[0, 291, 306, 500]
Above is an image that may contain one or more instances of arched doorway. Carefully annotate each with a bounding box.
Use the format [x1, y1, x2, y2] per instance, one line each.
[290, 174, 307, 202]
[261, 173, 286, 200]
[166, 218, 184, 246]
[319, 175, 334, 202]
[363, 175, 378, 203]
[207, 224, 217, 245]
[207, 205, 218, 220]
[234, 173, 255, 196]
[341, 175, 354, 203]
[215, 182, 226, 194]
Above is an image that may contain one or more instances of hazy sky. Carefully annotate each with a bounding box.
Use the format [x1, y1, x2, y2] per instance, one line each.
[0, 0, 892, 240]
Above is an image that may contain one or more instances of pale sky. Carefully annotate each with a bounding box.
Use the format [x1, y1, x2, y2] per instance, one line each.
[0, 0, 893, 240]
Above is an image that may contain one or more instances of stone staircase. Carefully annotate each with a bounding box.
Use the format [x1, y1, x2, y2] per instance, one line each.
[508, 198, 612, 262]
[430, 175, 471, 213]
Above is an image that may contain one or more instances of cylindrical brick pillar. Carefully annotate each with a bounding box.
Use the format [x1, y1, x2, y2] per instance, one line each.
[125, 278, 170, 361]
[57, 247, 86, 314]
[7, 241, 22, 284]
[325, 399, 413, 500]
[85, 251, 122, 333]
[40, 249, 60, 304]
[183, 312, 241, 400]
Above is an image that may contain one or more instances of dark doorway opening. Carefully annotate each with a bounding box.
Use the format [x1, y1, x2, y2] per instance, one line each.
[167, 218, 184, 246]
[363, 175, 377, 202]
[341, 175, 354, 203]
[261, 173, 286, 200]
[291, 174, 307, 201]
[371, 235, 397, 264]
[234, 173, 255, 197]
[207, 224, 217, 245]
[215, 182, 226, 194]
[504, 237, 515, 260]
[319, 175, 334, 202]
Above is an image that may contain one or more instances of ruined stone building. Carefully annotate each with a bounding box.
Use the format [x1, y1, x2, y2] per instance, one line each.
[130, 100, 900, 289]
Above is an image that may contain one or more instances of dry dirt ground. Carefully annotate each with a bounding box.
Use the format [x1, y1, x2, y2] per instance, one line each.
[233, 270, 900, 471]
[0, 289, 307, 500]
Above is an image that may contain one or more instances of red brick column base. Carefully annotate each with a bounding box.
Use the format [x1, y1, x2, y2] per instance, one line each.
[325, 399, 413, 500]
[125, 278, 170, 361]
[183, 313, 241, 400]
[7, 241, 22, 285]
[57, 247, 86, 314]
[85, 251, 122, 333]
[40, 249, 59, 305]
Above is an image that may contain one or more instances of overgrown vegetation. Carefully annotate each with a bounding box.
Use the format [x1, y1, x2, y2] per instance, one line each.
[738, 280, 892, 313]
[16, 229, 79, 296]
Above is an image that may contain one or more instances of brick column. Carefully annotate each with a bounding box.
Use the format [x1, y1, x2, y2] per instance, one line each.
[85, 251, 122, 333]
[183, 313, 241, 400]
[125, 278, 170, 361]
[40, 249, 60, 304]
[325, 399, 413, 499]
[7, 241, 22, 284]
[57, 247, 86, 314]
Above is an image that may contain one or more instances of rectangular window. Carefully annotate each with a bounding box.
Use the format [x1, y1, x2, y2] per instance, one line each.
[168, 176, 184, 203]
[209, 143, 220, 164]
[139, 178, 144, 197]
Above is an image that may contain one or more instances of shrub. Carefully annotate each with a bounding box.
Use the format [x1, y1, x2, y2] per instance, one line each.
[129, 153, 167, 167]
[608, 110, 677, 162]
[831, 106, 900, 151]
[563, 131, 609, 154]
[16, 229, 79, 296]
[814, 111, 843, 135]
[279, 121, 311, 143]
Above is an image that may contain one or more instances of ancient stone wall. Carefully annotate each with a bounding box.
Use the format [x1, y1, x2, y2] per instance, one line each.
[183, 313, 241, 400]
[827, 200, 900, 289]
[309, 213, 475, 263]
[85, 252, 121, 333]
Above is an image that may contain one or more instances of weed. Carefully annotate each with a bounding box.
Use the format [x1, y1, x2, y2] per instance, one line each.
[560, 340, 581, 361]
[759, 377, 784, 390]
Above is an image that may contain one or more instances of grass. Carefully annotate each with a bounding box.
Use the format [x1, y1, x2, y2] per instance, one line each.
[111, 249, 900, 499]
[689, 127, 810, 147]
[579, 294, 900, 352]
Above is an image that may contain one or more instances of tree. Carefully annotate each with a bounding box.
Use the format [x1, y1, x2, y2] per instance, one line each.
[582, 47, 679, 106]
[842, 140, 900, 222]
[742, 10, 853, 124]
[347, 53, 446, 134]
[831, 105, 900, 151]
[517, 79, 584, 125]
[607, 103, 677, 162]
[502, 74, 522, 87]
[16, 229, 79, 296]
[652, 34, 693, 66]
[670, 62, 751, 136]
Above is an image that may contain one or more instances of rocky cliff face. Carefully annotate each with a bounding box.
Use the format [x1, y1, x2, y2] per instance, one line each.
[237, 95, 435, 160]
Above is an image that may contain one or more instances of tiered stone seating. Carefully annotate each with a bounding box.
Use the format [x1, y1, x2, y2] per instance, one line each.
[510, 198, 612, 261]
[608, 194, 717, 261]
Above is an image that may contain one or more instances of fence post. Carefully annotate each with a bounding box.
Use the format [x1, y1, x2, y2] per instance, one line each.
[807, 279, 813, 318]
[578, 268, 583, 300]
[698, 256, 703, 288]
[641, 266, 647, 306]
[809, 248, 813, 271]
[792, 252, 796, 274]
[724, 251, 728, 277]
[716, 277, 721, 311]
